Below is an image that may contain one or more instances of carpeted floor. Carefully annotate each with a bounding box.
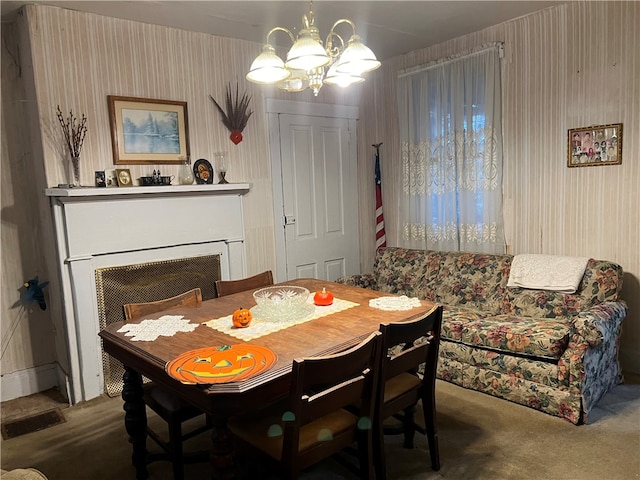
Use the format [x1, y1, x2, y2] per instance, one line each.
[1, 379, 639, 479]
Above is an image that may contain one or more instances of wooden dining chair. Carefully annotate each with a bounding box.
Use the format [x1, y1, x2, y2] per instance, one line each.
[123, 287, 203, 321]
[227, 331, 382, 480]
[123, 288, 210, 480]
[214, 270, 274, 297]
[374, 305, 443, 479]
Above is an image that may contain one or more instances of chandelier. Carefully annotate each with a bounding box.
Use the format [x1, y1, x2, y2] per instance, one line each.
[246, 1, 381, 96]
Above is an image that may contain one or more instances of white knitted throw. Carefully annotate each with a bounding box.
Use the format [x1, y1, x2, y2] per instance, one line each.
[507, 254, 589, 293]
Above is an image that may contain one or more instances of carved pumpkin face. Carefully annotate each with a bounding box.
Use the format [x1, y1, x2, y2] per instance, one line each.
[232, 307, 252, 328]
[177, 351, 256, 383]
[166, 344, 277, 385]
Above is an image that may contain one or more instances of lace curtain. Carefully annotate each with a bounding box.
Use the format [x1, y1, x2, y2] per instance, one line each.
[397, 45, 505, 254]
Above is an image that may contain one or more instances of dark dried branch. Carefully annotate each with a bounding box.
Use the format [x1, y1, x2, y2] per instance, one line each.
[56, 105, 87, 157]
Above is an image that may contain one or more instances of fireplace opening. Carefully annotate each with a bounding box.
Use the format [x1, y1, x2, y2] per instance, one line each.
[95, 254, 221, 396]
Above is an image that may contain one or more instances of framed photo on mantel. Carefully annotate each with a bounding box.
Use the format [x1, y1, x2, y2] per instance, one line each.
[568, 123, 622, 168]
[108, 95, 190, 165]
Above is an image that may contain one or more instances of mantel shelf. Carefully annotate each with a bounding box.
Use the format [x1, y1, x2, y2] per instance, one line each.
[45, 183, 250, 198]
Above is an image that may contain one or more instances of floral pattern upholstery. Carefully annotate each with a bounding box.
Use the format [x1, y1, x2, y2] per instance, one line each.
[336, 247, 627, 424]
[369, 247, 440, 298]
[444, 306, 572, 360]
[429, 251, 512, 315]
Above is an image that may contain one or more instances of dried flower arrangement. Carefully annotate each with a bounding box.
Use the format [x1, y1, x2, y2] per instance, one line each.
[56, 105, 88, 185]
[209, 83, 253, 145]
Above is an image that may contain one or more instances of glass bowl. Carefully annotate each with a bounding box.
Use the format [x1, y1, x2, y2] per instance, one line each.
[251, 285, 313, 322]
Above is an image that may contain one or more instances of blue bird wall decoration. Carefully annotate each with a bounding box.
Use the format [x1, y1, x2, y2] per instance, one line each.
[20, 276, 49, 310]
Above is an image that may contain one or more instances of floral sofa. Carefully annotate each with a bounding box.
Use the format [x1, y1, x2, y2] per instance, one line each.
[336, 247, 627, 424]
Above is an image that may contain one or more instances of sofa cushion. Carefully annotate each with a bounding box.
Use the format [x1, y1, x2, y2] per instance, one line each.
[442, 307, 571, 360]
[428, 251, 512, 315]
[501, 259, 624, 318]
[440, 307, 490, 342]
[372, 247, 441, 299]
[501, 288, 585, 319]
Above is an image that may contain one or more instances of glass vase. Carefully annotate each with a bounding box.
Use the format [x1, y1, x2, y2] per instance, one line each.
[178, 156, 194, 185]
[70, 153, 81, 187]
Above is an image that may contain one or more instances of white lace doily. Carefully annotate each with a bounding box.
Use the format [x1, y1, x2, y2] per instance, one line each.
[117, 315, 198, 341]
[369, 295, 421, 311]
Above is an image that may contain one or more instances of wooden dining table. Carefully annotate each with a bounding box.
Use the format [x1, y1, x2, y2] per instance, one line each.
[99, 278, 436, 479]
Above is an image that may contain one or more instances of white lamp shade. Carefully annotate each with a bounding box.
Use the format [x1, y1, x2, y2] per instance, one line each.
[324, 62, 365, 87]
[334, 34, 381, 75]
[285, 31, 330, 71]
[246, 45, 291, 84]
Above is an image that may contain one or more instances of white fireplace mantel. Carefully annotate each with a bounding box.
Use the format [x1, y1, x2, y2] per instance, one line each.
[46, 183, 250, 403]
[45, 183, 250, 198]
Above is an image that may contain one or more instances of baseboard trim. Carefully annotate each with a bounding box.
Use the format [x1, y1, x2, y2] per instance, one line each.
[1, 363, 62, 402]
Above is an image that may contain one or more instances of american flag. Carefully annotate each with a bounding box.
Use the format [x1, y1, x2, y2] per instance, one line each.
[374, 143, 386, 250]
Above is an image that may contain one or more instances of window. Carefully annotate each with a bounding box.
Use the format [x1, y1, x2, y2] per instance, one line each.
[397, 45, 505, 254]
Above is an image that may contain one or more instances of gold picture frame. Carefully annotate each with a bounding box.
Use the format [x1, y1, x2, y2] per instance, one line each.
[115, 168, 133, 187]
[568, 123, 622, 167]
[108, 95, 190, 165]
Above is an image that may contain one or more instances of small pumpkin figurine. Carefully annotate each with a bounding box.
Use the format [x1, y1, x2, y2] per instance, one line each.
[313, 288, 334, 306]
[232, 307, 253, 328]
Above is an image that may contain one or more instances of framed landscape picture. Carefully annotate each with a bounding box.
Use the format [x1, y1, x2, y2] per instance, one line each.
[108, 95, 190, 165]
[568, 123, 622, 168]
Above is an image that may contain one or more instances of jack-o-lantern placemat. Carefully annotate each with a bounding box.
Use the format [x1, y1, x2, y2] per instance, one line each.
[165, 344, 277, 384]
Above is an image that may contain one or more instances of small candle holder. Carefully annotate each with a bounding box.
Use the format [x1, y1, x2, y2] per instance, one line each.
[214, 151, 229, 184]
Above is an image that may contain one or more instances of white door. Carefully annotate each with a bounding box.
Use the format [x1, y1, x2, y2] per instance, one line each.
[269, 102, 360, 282]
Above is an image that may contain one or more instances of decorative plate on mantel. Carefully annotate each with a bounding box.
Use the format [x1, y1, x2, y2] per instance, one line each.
[193, 158, 214, 184]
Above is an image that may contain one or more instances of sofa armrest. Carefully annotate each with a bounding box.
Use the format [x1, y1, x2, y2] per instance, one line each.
[572, 301, 628, 347]
[560, 301, 627, 419]
[335, 273, 378, 289]
[558, 301, 627, 393]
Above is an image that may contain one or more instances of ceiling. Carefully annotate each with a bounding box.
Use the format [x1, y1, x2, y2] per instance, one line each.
[1, 1, 565, 61]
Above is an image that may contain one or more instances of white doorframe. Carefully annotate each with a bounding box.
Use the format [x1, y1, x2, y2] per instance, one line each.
[265, 99, 359, 283]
